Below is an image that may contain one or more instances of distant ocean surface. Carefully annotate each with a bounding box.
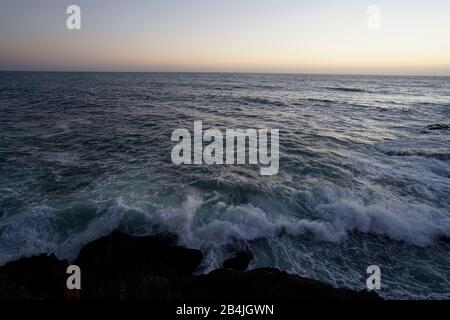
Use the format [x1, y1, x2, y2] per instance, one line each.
[0, 72, 449, 299]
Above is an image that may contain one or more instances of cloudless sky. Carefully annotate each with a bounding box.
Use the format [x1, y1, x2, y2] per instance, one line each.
[1, 0, 449, 75]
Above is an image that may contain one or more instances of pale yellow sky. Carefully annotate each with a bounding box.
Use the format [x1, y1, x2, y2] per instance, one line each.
[1, 0, 450, 75]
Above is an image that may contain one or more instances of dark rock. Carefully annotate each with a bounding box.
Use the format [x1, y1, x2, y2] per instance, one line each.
[154, 231, 179, 246]
[74, 232, 203, 299]
[0, 254, 69, 300]
[223, 251, 254, 271]
[0, 232, 381, 301]
[180, 268, 380, 301]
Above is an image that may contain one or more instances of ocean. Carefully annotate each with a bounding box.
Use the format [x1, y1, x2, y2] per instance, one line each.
[0, 72, 449, 299]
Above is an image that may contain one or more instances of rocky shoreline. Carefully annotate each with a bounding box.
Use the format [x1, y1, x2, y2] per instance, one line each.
[0, 232, 381, 300]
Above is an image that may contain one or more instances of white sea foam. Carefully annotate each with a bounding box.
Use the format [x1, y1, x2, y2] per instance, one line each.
[1, 186, 450, 267]
[304, 186, 450, 246]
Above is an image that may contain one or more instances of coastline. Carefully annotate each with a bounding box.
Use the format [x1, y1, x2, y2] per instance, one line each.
[0, 232, 380, 301]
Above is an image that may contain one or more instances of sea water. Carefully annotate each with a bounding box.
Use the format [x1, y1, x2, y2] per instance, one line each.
[0, 72, 449, 299]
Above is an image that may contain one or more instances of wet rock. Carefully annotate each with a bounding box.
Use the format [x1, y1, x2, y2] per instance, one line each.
[180, 268, 381, 301]
[74, 232, 203, 299]
[0, 254, 69, 300]
[0, 232, 381, 301]
[223, 251, 254, 271]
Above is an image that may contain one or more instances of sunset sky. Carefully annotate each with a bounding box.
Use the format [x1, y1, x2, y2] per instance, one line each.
[1, 0, 449, 75]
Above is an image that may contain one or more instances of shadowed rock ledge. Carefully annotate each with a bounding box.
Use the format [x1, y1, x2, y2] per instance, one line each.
[0, 232, 381, 300]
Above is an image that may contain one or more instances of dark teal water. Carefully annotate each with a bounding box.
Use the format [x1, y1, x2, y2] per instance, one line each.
[0, 72, 449, 298]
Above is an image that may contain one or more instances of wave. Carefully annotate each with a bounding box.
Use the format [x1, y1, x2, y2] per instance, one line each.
[240, 96, 286, 107]
[421, 124, 450, 132]
[303, 186, 450, 246]
[375, 139, 450, 161]
[381, 150, 450, 161]
[324, 87, 368, 93]
[2, 183, 450, 268]
[304, 98, 335, 104]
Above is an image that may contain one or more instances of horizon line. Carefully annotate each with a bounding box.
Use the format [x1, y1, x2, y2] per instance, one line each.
[1, 69, 450, 78]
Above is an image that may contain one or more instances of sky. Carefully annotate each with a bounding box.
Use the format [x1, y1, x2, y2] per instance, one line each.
[1, 0, 450, 75]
